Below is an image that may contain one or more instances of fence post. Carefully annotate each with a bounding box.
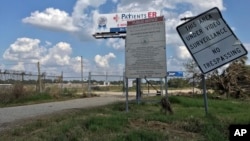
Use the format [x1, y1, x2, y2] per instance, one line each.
[61, 71, 63, 94]
[106, 71, 108, 95]
[37, 61, 42, 93]
[81, 56, 84, 94]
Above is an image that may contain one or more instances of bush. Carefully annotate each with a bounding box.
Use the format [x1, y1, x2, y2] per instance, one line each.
[63, 88, 77, 96]
[0, 83, 26, 104]
[92, 86, 109, 91]
[12, 83, 25, 99]
[45, 86, 61, 98]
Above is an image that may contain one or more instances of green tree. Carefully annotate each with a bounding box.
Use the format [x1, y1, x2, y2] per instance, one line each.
[183, 58, 202, 89]
[168, 78, 190, 88]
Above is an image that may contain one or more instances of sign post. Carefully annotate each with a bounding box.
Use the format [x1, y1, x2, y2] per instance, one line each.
[125, 16, 167, 111]
[177, 7, 248, 115]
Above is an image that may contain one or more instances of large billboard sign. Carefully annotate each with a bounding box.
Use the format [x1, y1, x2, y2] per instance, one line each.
[176, 7, 247, 74]
[125, 16, 166, 78]
[94, 11, 160, 33]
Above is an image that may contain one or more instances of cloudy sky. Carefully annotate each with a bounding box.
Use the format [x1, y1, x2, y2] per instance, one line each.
[0, 0, 249, 78]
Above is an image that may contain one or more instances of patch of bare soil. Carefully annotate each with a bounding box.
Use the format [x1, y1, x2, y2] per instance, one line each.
[129, 118, 204, 141]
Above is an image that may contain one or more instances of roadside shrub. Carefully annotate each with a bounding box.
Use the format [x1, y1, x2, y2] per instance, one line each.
[63, 88, 77, 96]
[0, 83, 26, 104]
[46, 85, 61, 98]
[0, 85, 12, 104]
[12, 83, 25, 99]
[92, 86, 109, 91]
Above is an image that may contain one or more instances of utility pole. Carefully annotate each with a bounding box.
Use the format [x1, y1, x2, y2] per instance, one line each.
[61, 71, 63, 94]
[37, 61, 42, 93]
[81, 56, 84, 93]
[88, 72, 91, 96]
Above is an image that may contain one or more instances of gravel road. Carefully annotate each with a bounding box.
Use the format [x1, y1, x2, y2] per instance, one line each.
[0, 89, 196, 131]
[0, 96, 124, 131]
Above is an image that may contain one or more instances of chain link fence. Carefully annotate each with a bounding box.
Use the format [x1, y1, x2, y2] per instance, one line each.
[0, 70, 199, 97]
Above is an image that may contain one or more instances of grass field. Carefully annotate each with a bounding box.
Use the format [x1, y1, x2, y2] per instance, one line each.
[0, 95, 250, 141]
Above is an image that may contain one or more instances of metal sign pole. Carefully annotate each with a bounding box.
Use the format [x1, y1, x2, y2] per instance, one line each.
[136, 78, 139, 104]
[165, 76, 168, 98]
[179, 15, 209, 116]
[202, 74, 208, 115]
[126, 77, 129, 112]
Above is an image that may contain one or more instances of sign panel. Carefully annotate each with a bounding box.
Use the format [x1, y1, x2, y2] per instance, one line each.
[167, 71, 184, 77]
[94, 11, 160, 33]
[125, 16, 166, 78]
[176, 7, 248, 74]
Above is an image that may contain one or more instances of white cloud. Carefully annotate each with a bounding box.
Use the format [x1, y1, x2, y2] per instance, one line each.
[11, 62, 25, 71]
[117, 0, 224, 13]
[167, 57, 184, 71]
[244, 43, 250, 65]
[174, 46, 192, 60]
[45, 41, 52, 46]
[94, 53, 116, 68]
[106, 38, 125, 50]
[3, 38, 44, 61]
[244, 43, 250, 51]
[1, 37, 123, 76]
[22, 0, 108, 41]
[72, 0, 107, 28]
[22, 8, 79, 32]
[2, 37, 91, 76]
[187, 0, 225, 12]
[117, 0, 176, 12]
[41, 42, 72, 66]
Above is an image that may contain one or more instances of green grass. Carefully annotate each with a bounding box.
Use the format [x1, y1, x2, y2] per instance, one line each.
[1, 95, 250, 141]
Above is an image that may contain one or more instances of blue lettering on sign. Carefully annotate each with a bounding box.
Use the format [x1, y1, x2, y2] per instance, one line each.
[121, 13, 147, 20]
[167, 71, 184, 77]
[110, 27, 127, 33]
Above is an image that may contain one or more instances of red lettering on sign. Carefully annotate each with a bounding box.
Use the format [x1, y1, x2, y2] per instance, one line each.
[148, 12, 157, 18]
[113, 14, 119, 22]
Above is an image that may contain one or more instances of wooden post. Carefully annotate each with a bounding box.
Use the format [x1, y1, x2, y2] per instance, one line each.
[81, 56, 84, 93]
[37, 62, 42, 93]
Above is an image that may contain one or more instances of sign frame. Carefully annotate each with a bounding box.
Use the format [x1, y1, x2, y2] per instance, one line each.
[176, 7, 248, 74]
[125, 16, 167, 78]
[94, 11, 160, 34]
